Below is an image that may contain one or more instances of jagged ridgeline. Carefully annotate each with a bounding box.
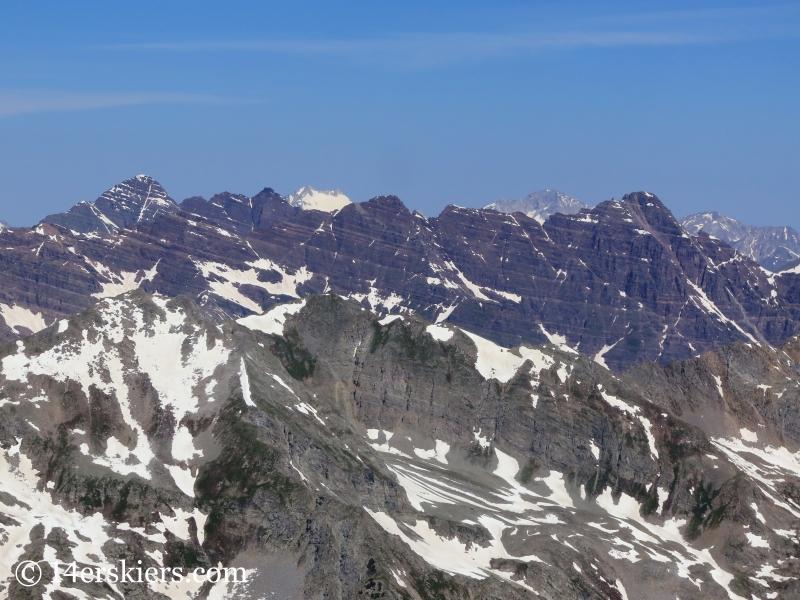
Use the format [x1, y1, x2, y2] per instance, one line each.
[4, 175, 800, 373]
[681, 211, 800, 272]
[1, 291, 799, 598]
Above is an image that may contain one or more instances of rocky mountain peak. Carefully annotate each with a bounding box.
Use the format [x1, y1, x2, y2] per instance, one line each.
[361, 194, 407, 210]
[179, 186, 306, 235]
[209, 192, 251, 207]
[620, 190, 668, 211]
[254, 186, 278, 197]
[285, 185, 351, 212]
[681, 211, 800, 271]
[683, 211, 749, 242]
[97, 173, 175, 211]
[484, 188, 591, 224]
[619, 191, 686, 236]
[41, 174, 178, 234]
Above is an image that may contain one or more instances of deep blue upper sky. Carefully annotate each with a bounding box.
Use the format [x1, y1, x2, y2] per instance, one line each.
[1, 1, 798, 228]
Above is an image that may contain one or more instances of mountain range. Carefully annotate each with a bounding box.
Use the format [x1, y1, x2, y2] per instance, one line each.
[681, 211, 800, 272]
[3, 176, 800, 373]
[2, 175, 800, 598]
[482, 195, 800, 274]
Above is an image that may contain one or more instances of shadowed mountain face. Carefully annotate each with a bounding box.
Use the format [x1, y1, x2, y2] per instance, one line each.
[2, 178, 800, 372]
[681, 211, 800, 272]
[1, 292, 799, 599]
[179, 187, 293, 236]
[483, 189, 590, 224]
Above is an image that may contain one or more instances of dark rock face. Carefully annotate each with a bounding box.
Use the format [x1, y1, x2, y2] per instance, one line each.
[682, 211, 800, 271]
[4, 177, 800, 373]
[42, 174, 178, 233]
[427, 192, 800, 369]
[179, 187, 294, 235]
[2, 292, 799, 598]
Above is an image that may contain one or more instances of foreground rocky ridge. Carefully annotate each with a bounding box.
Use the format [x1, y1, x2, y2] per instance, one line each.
[3, 176, 800, 372]
[1, 291, 799, 598]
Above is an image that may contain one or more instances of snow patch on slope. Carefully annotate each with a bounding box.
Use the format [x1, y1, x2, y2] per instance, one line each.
[240, 358, 255, 407]
[459, 329, 555, 383]
[596, 490, 745, 599]
[594, 337, 623, 369]
[91, 260, 160, 299]
[413, 440, 450, 464]
[364, 508, 543, 582]
[345, 287, 405, 314]
[711, 436, 800, 518]
[0, 441, 117, 595]
[426, 323, 454, 342]
[685, 280, 759, 344]
[2, 296, 230, 490]
[0, 303, 48, 334]
[195, 259, 312, 312]
[597, 386, 659, 460]
[364, 445, 578, 590]
[237, 299, 307, 335]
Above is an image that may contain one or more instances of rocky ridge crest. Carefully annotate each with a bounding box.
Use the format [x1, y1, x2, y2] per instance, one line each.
[2, 178, 800, 373]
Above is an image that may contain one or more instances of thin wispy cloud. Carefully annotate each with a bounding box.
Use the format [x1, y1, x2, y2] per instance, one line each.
[105, 4, 800, 67]
[0, 90, 256, 118]
[592, 3, 800, 26]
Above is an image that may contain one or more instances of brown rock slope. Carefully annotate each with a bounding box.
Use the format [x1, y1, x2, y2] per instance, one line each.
[1, 292, 798, 598]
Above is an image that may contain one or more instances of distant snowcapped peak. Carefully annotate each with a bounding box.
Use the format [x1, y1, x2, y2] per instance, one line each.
[286, 186, 351, 213]
[484, 189, 590, 224]
[681, 211, 800, 271]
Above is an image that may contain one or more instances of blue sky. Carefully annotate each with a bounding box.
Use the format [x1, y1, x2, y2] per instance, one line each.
[1, 1, 798, 228]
